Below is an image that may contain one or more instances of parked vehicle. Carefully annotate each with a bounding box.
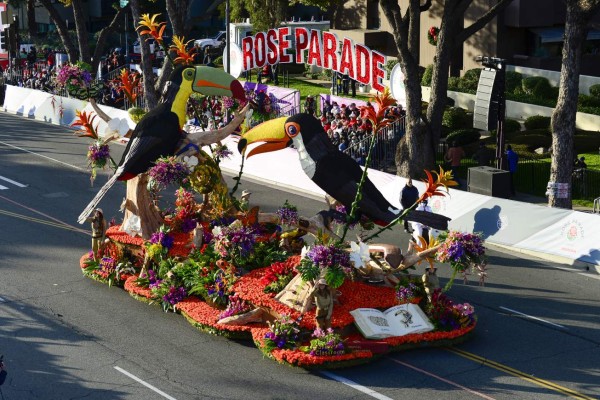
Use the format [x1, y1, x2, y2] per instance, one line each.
[130, 39, 167, 64]
[194, 31, 226, 52]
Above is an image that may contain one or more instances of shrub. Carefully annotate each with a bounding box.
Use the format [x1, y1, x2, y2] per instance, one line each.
[213, 56, 223, 65]
[509, 132, 551, 151]
[522, 76, 549, 96]
[457, 68, 481, 94]
[524, 115, 551, 130]
[385, 58, 399, 75]
[578, 106, 600, 116]
[578, 94, 600, 108]
[505, 71, 523, 94]
[589, 84, 600, 99]
[531, 78, 557, 100]
[446, 129, 481, 147]
[448, 76, 461, 91]
[421, 64, 433, 86]
[442, 107, 470, 130]
[573, 130, 600, 153]
[490, 118, 521, 137]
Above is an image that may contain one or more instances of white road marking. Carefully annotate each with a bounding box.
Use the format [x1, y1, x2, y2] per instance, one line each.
[0, 175, 27, 187]
[553, 266, 600, 280]
[499, 306, 566, 329]
[319, 371, 394, 400]
[0, 297, 5, 302]
[0, 140, 87, 172]
[0, 185, 7, 190]
[114, 366, 177, 400]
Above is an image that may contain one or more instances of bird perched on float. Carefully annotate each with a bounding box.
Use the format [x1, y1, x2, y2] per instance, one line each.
[78, 65, 245, 224]
[238, 113, 451, 231]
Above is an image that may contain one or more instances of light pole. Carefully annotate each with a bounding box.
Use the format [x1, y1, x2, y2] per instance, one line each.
[225, 0, 230, 74]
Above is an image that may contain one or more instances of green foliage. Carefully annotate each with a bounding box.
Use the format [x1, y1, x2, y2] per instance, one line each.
[578, 94, 600, 108]
[446, 129, 481, 147]
[447, 77, 461, 91]
[442, 107, 470, 130]
[241, 241, 291, 271]
[457, 68, 481, 94]
[506, 91, 557, 108]
[531, 78, 557, 99]
[524, 115, 551, 130]
[589, 84, 600, 99]
[573, 131, 600, 153]
[490, 118, 521, 137]
[522, 76, 548, 96]
[421, 64, 433, 86]
[385, 58, 399, 75]
[509, 132, 552, 151]
[505, 71, 523, 94]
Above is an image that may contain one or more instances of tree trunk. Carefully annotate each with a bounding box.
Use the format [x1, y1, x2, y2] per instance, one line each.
[129, 0, 159, 110]
[26, 0, 37, 39]
[38, 0, 78, 62]
[549, 0, 600, 208]
[71, 0, 90, 64]
[91, 6, 126, 73]
[121, 174, 164, 239]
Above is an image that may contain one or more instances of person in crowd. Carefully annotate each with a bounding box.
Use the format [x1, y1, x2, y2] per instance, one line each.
[399, 177, 419, 233]
[410, 199, 434, 246]
[506, 144, 519, 197]
[575, 156, 587, 169]
[472, 141, 493, 166]
[304, 95, 316, 115]
[444, 141, 465, 181]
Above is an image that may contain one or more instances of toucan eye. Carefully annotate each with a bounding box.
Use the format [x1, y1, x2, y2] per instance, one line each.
[184, 69, 194, 80]
[285, 123, 300, 138]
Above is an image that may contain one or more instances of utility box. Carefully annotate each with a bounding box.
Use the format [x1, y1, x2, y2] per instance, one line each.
[468, 166, 511, 198]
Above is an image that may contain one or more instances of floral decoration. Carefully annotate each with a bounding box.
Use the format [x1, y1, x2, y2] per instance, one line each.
[297, 243, 352, 288]
[218, 294, 252, 320]
[428, 26, 440, 46]
[147, 156, 191, 192]
[436, 231, 486, 288]
[137, 14, 167, 45]
[169, 35, 196, 65]
[302, 328, 346, 356]
[114, 68, 141, 104]
[260, 260, 297, 293]
[276, 200, 299, 228]
[263, 314, 301, 352]
[212, 221, 258, 267]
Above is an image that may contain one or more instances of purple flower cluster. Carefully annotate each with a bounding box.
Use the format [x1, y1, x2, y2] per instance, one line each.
[264, 314, 300, 350]
[213, 224, 257, 259]
[218, 294, 250, 320]
[163, 286, 187, 305]
[148, 157, 190, 190]
[213, 144, 233, 160]
[100, 256, 116, 273]
[453, 303, 475, 317]
[276, 203, 299, 227]
[87, 143, 110, 165]
[147, 269, 162, 289]
[207, 274, 226, 299]
[180, 218, 197, 233]
[396, 282, 418, 302]
[436, 231, 486, 272]
[306, 244, 352, 271]
[307, 328, 345, 356]
[222, 96, 235, 109]
[55, 63, 92, 87]
[150, 231, 175, 250]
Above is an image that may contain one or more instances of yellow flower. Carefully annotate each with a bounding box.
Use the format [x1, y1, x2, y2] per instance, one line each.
[72, 110, 98, 139]
[359, 86, 396, 134]
[418, 166, 458, 202]
[412, 235, 440, 270]
[435, 165, 459, 191]
[170, 35, 196, 65]
[137, 13, 166, 44]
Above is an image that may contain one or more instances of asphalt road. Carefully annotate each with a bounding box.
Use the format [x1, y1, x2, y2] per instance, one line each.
[0, 111, 599, 400]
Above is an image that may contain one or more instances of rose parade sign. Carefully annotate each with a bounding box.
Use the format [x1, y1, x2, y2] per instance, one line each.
[241, 27, 387, 92]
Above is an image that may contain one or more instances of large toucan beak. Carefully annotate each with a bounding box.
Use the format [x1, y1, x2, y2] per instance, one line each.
[192, 66, 245, 103]
[237, 117, 289, 157]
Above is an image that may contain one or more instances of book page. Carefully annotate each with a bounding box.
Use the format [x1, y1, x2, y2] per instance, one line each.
[383, 304, 435, 336]
[350, 308, 395, 339]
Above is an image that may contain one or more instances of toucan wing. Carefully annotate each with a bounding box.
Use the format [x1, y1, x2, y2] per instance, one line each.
[312, 152, 397, 222]
[406, 209, 452, 231]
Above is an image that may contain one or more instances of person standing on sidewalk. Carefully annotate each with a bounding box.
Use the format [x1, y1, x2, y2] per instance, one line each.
[445, 141, 465, 181]
[506, 145, 519, 196]
[400, 178, 419, 233]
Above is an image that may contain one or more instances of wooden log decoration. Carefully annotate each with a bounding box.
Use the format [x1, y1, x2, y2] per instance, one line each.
[121, 173, 164, 239]
[257, 212, 339, 240]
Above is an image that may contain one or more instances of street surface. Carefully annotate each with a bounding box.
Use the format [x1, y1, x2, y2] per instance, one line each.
[0, 111, 599, 400]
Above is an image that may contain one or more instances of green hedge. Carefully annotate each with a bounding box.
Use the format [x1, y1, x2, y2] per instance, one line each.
[505, 71, 523, 94]
[421, 65, 434, 86]
[524, 115, 551, 130]
[578, 94, 600, 108]
[589, 84, 600, 98]
[442, 107, 470, 130]
[457, 68, 481, 94]
[491, 118, 521, 136]
[446, 129, 481, 147]
[509, 132, 552, 150]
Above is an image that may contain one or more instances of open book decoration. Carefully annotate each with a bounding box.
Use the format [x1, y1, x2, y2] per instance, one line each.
[350, 304, 435, 339]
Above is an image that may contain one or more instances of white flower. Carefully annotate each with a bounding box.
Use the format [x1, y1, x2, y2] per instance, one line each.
[300, 245, 311, 259]
[212, 226, 222, 237]
[122, 214, 141, 237]
[349, 241, 371, 269]
[183, 155, 198, 168]
[103, 118, 130, 140]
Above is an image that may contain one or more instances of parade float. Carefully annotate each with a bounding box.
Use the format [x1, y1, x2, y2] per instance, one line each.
[73, 14, 487, 369]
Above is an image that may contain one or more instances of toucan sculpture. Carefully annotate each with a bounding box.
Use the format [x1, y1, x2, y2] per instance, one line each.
[238, 113, 451, 231]
[78, 65, 245, 224]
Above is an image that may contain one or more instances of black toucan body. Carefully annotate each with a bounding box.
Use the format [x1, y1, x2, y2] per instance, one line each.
[238, 113, 451, 231]
[78, 65, 245, 224]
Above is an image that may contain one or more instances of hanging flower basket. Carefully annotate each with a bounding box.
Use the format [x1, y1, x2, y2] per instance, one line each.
[428, 26, 440, 46]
